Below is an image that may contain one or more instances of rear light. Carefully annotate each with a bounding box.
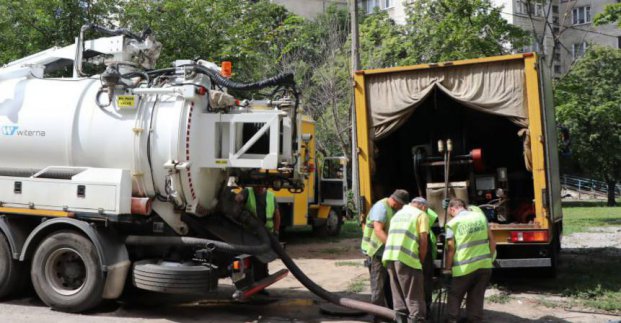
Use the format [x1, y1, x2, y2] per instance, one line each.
[232, 256, 252, 272]
[221, 61, 232, 78]
[509, 230, 549, 243]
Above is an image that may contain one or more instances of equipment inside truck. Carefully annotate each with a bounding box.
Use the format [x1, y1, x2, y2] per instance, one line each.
[371, 88, 535, 225]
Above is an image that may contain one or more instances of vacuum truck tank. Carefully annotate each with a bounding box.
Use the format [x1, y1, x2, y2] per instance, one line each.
[0, 25, 308, 312]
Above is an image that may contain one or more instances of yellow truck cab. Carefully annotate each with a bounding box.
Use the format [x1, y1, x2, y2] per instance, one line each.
[273, 116, 349, 236]
[354, 53, 562, 274]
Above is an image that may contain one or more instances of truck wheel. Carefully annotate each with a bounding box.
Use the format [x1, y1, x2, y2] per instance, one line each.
[542, 232, 560, 278]
[0, 233, 27, 298]
[31, 231, 104, 313]
[313, 209, 342, 237]
[132, 259, 216, 295]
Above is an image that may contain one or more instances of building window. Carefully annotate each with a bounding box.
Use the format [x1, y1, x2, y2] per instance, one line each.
[554, 65, 562, 74]
[383, 0, 394, 9]
[552, 5, 559, 14]
[553, 16, 559, 25]
[366, 0, 378, 13]
[572, 6, 591, 25]
[517, 1, 545, 16]
[618, 36, 621, 49]
[553, 27, 559, 34]
[572, 42, 587, 59]
[554, 52, 561, 62]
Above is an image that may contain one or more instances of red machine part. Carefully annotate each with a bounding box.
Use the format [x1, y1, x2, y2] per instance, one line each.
[471, 148, 485, 173]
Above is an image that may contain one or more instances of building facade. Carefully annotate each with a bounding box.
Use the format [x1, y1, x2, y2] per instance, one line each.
[271, 0, 348, 19]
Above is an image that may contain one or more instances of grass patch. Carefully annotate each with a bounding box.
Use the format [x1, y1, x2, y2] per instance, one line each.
[562, 206, 621, 234]
[486, 293, 512, 304]
[516, 251, 621, 313]
[335, 260, 364, 267]
[346, 276, 366, 293]
[340, 220, 362, 239]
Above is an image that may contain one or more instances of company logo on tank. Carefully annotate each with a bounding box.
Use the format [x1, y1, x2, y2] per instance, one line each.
[1, 125, 46, 137]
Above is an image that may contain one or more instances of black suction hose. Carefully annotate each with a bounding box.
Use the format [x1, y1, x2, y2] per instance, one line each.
[264, 226, 396, 321]
[125, 235, 271, 255]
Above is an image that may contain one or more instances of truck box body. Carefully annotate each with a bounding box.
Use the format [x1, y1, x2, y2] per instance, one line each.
[354, 53, 562, 269]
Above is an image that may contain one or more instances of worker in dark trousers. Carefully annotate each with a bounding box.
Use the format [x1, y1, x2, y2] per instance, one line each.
[236, 185, 281, 295]
[410, 197, 438, 319]
[444, 199, 496, 323]
[382, 198, 429, 322]
[360, 189, 409, 320]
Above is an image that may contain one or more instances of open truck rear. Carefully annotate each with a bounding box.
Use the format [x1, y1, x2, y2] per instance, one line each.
[354, 53, 562, 274]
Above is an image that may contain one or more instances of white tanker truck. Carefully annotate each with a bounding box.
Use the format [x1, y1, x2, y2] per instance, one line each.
[0, 25, 315, 313]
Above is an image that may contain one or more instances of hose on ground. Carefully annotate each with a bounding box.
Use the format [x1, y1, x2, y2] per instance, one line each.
[264, 225, 396, 321]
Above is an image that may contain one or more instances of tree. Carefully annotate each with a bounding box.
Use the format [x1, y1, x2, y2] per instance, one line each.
[0, 0, 117, 65]
[401, 0, 530, 65]
[594, 3, 621, 27]
[555, 46, 621, 206]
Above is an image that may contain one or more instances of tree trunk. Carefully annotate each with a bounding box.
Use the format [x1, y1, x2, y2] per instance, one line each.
[607, 180, 617, 207]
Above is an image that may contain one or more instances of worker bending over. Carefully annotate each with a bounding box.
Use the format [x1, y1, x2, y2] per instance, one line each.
[361, 189, 409, 312]
[444, 198, 496, 323]
[382, 197, 429, 322]
[410, 197, 438, 319]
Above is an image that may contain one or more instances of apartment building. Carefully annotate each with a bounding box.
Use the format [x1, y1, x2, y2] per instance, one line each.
[271, 0, 348, 19]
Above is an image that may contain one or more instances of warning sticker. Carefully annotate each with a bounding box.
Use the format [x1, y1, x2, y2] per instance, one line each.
[117, 95, 136, 109]
[215, 160, 228, 165]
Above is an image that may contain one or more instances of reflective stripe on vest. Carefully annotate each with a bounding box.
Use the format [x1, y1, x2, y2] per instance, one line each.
[382, 205, 423, 270]
[360, 198, 394, 257]
[447, 211, 493, 277]
[245, 188, 275, 230]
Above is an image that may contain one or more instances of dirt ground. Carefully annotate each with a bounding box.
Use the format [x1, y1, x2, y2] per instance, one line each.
[1, 228, 620, 322]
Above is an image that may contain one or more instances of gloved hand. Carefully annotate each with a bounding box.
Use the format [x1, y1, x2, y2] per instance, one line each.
[442, 198, 450, 209]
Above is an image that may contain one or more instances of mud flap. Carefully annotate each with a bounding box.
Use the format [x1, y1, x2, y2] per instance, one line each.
[233, 269, 289, 301]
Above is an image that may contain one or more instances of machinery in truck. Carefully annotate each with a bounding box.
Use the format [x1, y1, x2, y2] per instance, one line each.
[354, 53, 562, 275]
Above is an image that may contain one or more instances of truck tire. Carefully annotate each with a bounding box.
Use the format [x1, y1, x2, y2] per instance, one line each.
[132, 259, 216, 295]
[313, 209, 342, 237]
[0, 233, 27, 298]
[541, 232, 560, 278]
[31, 231, 105, 313]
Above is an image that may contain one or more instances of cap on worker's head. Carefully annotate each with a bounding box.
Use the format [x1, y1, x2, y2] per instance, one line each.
[411, 197, 428, 206]
[390, 189, 410, 205]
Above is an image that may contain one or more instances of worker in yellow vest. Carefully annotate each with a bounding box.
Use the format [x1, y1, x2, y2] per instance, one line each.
[382, 198, 429, 322]
[410, 197, 438, 319]
[444, 199, 496, 323]
[360, 189, 409, 313]
[236, 185, 281, 295]
[236, 185, 281, 234]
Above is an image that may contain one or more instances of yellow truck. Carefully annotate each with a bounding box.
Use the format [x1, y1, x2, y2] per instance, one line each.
[273, 116, 349, 236]
[354, 53, 562, 274]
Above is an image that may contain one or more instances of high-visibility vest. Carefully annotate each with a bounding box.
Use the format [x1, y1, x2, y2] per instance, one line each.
[427, 208, 439, 260]
[245, 188, 275, 231]
[447, 211, 493, 277]
[382, 205, 423, 270]
[361, 198, 394, 258]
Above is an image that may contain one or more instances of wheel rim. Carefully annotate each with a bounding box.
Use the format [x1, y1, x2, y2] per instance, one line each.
[44, 248, 87, 296]
[325, 211, 339, 233]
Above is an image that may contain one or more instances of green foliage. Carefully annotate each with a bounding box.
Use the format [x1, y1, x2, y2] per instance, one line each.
[119, 0, 295, 83]
[401, 0, 530, 65]
[0, 0, 117, 64]
[359, 9, 406, 69]
[562, 206, 621, 235]
[594, 3, 621, 27]
[555, 47, 621, 200]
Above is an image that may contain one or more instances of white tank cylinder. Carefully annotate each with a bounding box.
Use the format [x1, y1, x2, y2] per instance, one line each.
[0, 76, 224, 213]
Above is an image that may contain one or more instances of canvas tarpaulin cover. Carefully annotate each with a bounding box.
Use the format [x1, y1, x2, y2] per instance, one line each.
[365, 59, 532, 170]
